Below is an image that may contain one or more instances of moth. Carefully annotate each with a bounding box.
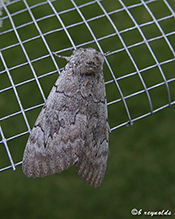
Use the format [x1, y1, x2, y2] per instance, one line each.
[22, 48, 108, 188]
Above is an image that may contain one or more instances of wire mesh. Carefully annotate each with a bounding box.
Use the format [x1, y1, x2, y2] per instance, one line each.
[0, 0, 175, 172]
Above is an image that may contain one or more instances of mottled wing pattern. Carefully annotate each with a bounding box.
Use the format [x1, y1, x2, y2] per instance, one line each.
[22, 48, 108, 188]
[22, 70, 84, 177]
[75, 60, 108, 188]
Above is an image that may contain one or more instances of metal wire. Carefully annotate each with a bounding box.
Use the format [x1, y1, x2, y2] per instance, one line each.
[0, 0, 175, 172]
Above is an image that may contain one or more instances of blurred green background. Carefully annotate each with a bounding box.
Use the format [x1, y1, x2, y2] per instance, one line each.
[0, 0, 175, 218]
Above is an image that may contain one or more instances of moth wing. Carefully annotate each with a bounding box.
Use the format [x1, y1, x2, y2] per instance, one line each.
[75, 72, 109, 188]
[22, 71, 84, 178]
[75, 101, 108, 188]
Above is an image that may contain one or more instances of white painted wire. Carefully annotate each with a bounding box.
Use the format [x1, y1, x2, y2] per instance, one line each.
[0, 0, 175, 172]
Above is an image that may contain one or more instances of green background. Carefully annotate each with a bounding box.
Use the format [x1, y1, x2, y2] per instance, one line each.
[0, 0, 175, 218]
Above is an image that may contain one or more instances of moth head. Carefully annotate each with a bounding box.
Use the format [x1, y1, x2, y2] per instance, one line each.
[71, 48, 106, 75]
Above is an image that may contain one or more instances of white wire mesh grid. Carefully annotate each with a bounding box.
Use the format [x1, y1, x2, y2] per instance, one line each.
[0, 0, 175, 172]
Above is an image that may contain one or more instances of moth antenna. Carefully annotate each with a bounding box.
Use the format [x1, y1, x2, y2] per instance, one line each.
[52, 51, 71, 61]
[103, 51, 110, 56]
